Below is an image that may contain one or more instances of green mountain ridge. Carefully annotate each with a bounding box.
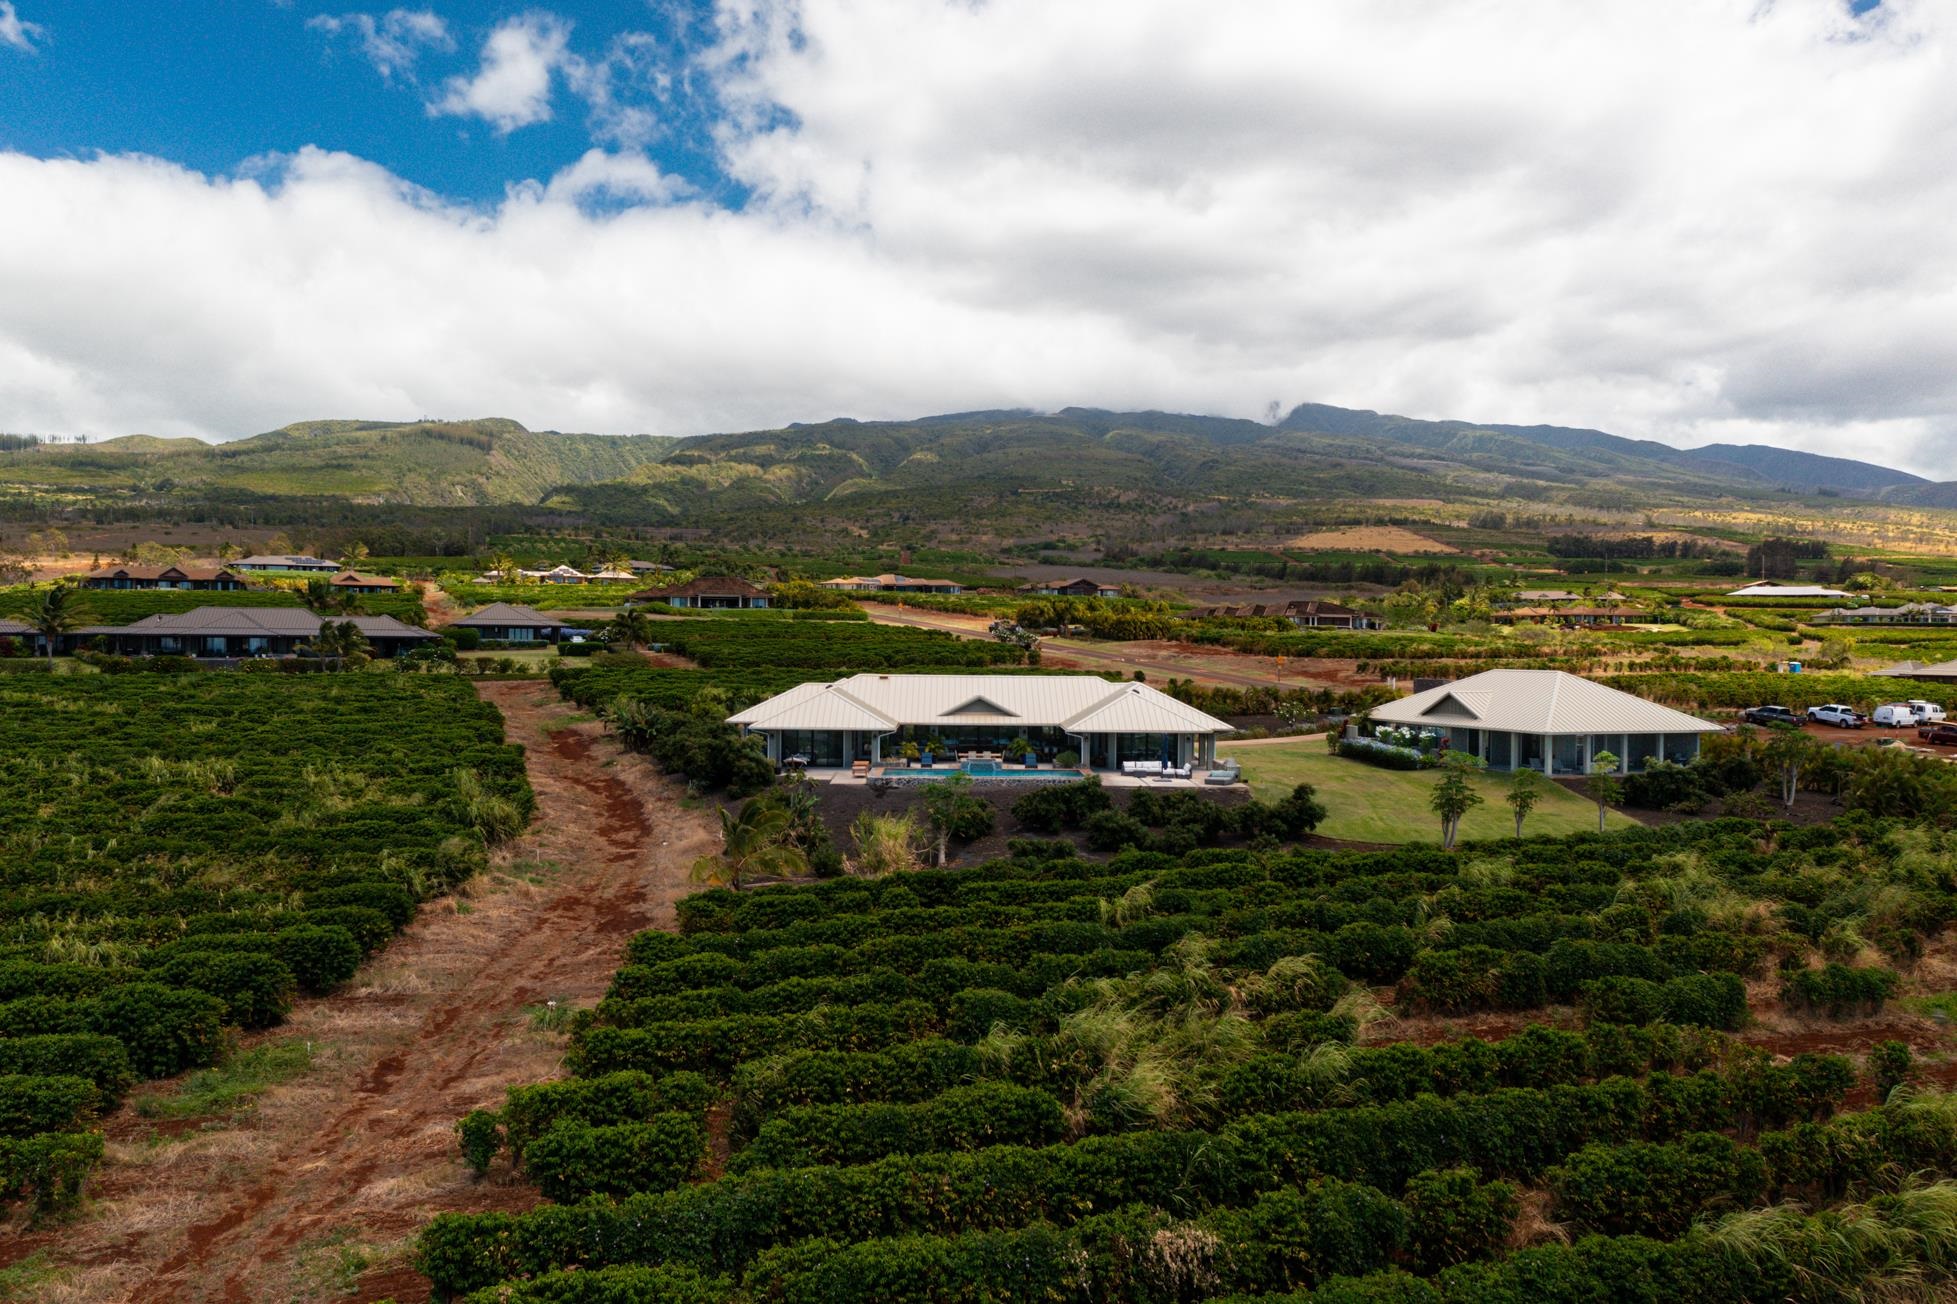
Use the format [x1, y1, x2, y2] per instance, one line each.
[0, 407, 1940, 527]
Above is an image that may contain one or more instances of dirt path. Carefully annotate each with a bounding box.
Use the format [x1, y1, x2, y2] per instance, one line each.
[19, 681, 714, 1304]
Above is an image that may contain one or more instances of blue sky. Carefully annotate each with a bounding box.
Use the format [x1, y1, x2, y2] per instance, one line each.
[0, 0, 1948, 474]
[0, 2, 738, 205]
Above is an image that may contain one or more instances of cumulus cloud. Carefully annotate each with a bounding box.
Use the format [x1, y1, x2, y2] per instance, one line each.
[431, 11, 575, 133]
[4, 0, 1957, 476]
[0, 2, 44, 53]
[307, 8, 452, 83]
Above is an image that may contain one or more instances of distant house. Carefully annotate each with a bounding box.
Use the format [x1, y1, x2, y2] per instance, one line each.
[629, 576, 771, 609]
[586, 569, 638, 583]
[75, 564, 246, 591]
[1184, 600, 1378, 629]
[1368, 669, 1721, 774]
[0, 617, 35, 653]
[521, 565, 594, 585]
[1020, 578, 1122, 599]
[1816, 603, 1957, 626]
[819, 573, 964, 595]
[74, 608, 437, 658]
[627, 560, 675, 575]
[1281, 600, 1379, 630]
[233, 554, 340, 573]
[1512, 590, 1584, 604]
[448, 603, 574, 643]
[1726, 583, 1852, 599]
[1494, 605, 1646, 627]
[328, 570, 401, 594]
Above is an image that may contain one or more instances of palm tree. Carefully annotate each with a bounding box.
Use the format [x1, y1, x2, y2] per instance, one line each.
[691, 801, 809, 891]
[342, 541, 370, 565]
[302, 619, 370, 672]
[306, 577, 356, 614]
[607, 608, 656, 651]
[28, 585, 89, 670]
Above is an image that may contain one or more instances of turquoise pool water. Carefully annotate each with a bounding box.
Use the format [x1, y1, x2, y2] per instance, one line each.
[880, 761, 1067, 780]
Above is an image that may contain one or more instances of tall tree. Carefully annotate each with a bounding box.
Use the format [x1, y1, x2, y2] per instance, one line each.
[1761, 726, 1818, 811]
[27, 584, 89, 670]
[1428, 753, 1484, 850]
[1585, 752, 1623, 833]
[1504, 765, 1548, 839]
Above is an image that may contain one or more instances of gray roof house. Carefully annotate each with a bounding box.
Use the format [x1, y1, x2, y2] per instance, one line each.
[1367, 669, 1721, 775]
[448, 603, 574, 642]
[232, 554, 341, 573]
[75, 607, 436, 658]
[728, 673, 1234, 772]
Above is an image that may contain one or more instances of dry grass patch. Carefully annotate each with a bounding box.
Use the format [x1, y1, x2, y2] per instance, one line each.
[1285, 525, 1455, 554]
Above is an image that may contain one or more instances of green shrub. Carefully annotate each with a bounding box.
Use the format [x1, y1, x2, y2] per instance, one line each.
[457, 1108, 503, 1177]
[1781, 964, 1898, 1017]
[522, 1113, 707, 1201]
[0, 1035, 136, 1106]
[1401, 1167, 1518, 1272]
[0, 1074, 98, 1138]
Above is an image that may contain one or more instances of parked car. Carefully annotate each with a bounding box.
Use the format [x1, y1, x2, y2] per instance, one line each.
[1807, 704, 1865, 728]
[1920, 723, 1957, 746]
[1872, 703, 1922, 727]
[1909, 700, 1947, 723]
[1739, 705, 1800, 727]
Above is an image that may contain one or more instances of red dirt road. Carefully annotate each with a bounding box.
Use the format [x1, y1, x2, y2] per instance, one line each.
[10, 681, 712, 1303]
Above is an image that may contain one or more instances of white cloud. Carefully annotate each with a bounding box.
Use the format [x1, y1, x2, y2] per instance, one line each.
[431, 11, 574, 133]
[4, 0, 1957, 477]
[307, 9, 452, 83]
[538, 149, 688, 205]
[0, 2, 44, 53]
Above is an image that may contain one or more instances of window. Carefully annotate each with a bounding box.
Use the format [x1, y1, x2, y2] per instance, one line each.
[1552, 735, 1585, 775]
[1486, 731, 1512, 769]
[1627, 733, 1661, 770]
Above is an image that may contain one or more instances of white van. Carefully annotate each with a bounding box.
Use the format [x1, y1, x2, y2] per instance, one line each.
[1908, 700, 1947, 723]
[1872, 703, 1921, 727]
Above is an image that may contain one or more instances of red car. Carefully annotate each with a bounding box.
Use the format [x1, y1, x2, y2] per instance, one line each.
[1919, 723, 1957, 747]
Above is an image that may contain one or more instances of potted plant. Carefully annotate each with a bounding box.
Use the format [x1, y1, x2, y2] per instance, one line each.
[899, 741, 921, 765]
[922, 736, 945, 767]
[1007, 736, 1035, 766]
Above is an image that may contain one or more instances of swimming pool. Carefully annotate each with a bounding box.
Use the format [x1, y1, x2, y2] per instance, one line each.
[878, 761, 1076, 781]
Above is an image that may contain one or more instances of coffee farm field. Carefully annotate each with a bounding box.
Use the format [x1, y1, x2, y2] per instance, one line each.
[418, 818, 1957, 1302]
[0, 675, 530, 1217]
[648, 612, 1032, 671]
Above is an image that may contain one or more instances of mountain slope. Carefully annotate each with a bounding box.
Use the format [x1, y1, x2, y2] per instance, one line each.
[1277, 404, 1926, 493]
[0, 419, 677, 506]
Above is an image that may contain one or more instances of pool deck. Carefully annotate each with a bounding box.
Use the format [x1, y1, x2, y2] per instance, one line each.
[798, 767, 1239, 789]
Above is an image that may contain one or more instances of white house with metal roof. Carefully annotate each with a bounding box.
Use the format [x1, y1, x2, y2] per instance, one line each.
[728, 673, 1235, 771]
[1367, 669, 1721, 775]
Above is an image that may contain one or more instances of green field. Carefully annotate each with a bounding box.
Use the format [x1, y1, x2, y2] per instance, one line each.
[1219, 739, 1639, 842]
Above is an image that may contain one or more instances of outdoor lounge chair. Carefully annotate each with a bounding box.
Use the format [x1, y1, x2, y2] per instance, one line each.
[851, 760, 871, 778]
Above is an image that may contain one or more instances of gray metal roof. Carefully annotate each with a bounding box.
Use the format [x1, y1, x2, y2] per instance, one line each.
[77, 608, 435, 640]
[0, 618, 31, 637]
[729, 674, 1235, 735]
[1874, 660, 1957, 680]
[1369, 669, 1720, 737]
[450, 603, 561, 627]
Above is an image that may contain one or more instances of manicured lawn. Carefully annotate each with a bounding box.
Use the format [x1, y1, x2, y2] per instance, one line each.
[1217, 739, 1638, 844]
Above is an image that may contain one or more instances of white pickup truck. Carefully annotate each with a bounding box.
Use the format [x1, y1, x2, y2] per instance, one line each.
[1807, 704, 1865, 729]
